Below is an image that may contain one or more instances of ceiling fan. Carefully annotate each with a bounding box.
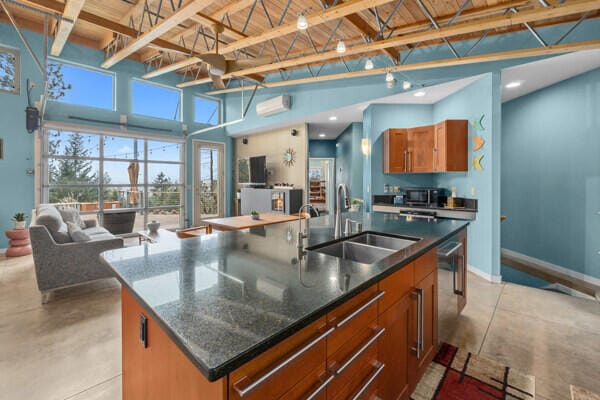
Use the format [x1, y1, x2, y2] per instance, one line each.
[198, 24, 268, 89]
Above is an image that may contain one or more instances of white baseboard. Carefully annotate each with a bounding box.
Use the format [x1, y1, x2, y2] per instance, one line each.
[501, 248, 600, 287]
[468, 264, 502, 283]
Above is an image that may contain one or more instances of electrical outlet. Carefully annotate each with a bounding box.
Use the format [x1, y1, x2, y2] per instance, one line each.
[470, 187, 476, 196]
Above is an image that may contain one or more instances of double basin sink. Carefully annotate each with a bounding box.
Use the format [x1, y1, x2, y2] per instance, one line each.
[308, 232, 421, 264]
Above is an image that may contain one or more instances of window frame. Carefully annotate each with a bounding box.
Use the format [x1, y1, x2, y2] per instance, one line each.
[0, 45, 20, 95]
[194, 94, 222, 126]
[46, 57, 116, 111]
[40, 122, 186, 231]
[131, 78, 183, 122]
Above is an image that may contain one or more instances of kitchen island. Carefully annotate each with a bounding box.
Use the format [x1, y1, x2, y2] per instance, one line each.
[102, 212, 468, 400]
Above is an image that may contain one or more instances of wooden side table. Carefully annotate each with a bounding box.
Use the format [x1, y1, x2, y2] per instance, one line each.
[5, 229, 32, 257]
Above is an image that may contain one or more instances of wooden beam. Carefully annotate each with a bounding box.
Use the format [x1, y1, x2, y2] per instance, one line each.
[179, 0, 600, 87]
[218, 0, 397, 54]
[188, 12, 246, 41]
[99, 0, 148, 49]
[50, 0, 86, 56]
[210, 0, 256, 21]
[101, 1, 208, 68]
[142, 57, 201, 78]
[343, 13, 398, 62]
[204, 39, 600, 94]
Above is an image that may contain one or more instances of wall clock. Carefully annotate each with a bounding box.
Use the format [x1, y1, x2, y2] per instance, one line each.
[283, 148, 296, 166]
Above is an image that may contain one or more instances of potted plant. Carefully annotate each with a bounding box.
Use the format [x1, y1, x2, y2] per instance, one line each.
[12, 212, 27, 229]
[250, 210, 260, 220]
[350, 198, 363, 212]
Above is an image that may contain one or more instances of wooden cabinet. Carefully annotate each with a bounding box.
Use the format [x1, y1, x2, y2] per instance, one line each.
[407, 126, 435, 173]
[121, 288, 227, 400]
[383, 129, 408, 173]
[433, 120, 468, 172]
[383, 120, 467, 174]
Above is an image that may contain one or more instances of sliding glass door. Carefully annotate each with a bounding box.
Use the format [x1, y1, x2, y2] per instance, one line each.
[193, 140, 224, 224]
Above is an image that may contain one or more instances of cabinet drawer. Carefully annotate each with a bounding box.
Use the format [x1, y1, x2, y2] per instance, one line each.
[413, 248, 437, 285]
[278, 362, 330, 400]
[327, 284, 381, 357]
[328, 333, 380, 400]
[378, 262, 414, 314]
[230, 317, 330, 400]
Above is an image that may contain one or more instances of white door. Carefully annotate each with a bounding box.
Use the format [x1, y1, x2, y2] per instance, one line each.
[193, 140, 225, 225]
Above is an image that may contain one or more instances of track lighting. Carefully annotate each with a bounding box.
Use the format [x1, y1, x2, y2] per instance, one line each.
[297, 13, 308, 30]
[386, 79, 396, 89]
[402, 80, 412, 90]
[336, 40, 346, 54]
[364, 58, 374, 70]
[385, 71, 394, 82]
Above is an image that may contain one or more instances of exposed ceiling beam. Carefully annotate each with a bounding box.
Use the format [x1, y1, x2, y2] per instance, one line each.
[178, 0, 600, 87]
[101, 0, 209, 68]
[218, 0, 397, 55]
[99, 0, 149, 49]
[210, 0, 256, 21]
[204, 39, 600, 95]
[50, 0, 86, 56]
[188, 12, 246, 41]
[343, 13, 398, 62]
[143, 56, 201, 78]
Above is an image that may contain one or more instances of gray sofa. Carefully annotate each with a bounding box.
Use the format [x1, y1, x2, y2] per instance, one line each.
[30, 205, 124, 303]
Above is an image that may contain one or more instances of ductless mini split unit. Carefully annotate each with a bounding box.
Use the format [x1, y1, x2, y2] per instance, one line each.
[256, 95, 291, 117]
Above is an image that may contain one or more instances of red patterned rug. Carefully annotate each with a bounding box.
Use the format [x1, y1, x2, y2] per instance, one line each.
[411, 343, 536, 400]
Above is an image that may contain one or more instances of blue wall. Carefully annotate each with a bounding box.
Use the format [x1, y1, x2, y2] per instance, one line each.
[0, 22, 229, 249]
[308, 140, 336, 158]
[502, 68, 600, 279]
[335, 123, 364, 200]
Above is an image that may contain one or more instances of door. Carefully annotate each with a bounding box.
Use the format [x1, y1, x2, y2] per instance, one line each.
[383, 129, 408, 173]
[378, 293, 412, 400]
[193, 140, 225, 225]
[407, 126, 434, 173]
[409, 269, 438, 390]
[433, 122, 446, 172]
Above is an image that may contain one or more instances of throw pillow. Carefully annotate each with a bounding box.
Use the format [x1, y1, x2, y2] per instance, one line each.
[36, 205, 71, 244]
[67, 222, 91, 242]
[59, 207, 86, 230]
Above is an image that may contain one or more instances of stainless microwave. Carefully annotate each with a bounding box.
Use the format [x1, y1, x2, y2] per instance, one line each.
[405, 188, 441, 207]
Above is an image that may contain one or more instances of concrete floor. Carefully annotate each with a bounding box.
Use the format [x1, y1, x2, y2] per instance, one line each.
[1, 254, 599, 400]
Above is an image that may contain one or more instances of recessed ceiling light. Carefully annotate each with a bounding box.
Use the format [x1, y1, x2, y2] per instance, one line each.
[319, 133, 326, 138]
[414, 91, 426, 97]
[297, 13, 308, 30]
[364, 58, 374, 70]
[505, 81, 522, 89]
[328, 115, 337, 121]
[336, 40, 346, 54]
[402, 80, 412, 90]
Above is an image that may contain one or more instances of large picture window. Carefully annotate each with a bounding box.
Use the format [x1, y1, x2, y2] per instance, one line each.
[0, 46, 19, 95]
[42, 127, 185, 232]
[132, 80, 181, 121]
[47, 60, 114, 109]
[194, 95, 220, 126]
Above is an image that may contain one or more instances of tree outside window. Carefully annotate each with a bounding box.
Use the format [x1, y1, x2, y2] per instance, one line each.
[0, 47, 19, 94]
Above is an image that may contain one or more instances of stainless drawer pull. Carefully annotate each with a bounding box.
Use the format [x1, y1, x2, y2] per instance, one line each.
[335, 326, 385, 375]
[411, 288, 424, 359]
[438, 241, 462, 257]
[234, 326, 335, 397]
[305, 373, 335, 400]
[336, 291, 385, 328]
[350, 361, 385, 400]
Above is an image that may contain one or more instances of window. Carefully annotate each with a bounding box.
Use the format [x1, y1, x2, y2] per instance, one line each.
[43, 128, 185, 231]
[0, 46, 19, 95]
[132, 80, 181, 121]
[47, 60, 114, 109]
[194, 95, 220, 126]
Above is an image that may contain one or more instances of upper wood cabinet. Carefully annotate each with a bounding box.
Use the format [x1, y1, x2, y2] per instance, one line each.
[434, 119, 468, 172]
[383, 120, 467, 174]
[383, 129, 408, 173]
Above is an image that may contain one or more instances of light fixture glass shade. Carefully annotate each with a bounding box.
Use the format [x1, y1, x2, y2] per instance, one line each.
[385, 71, 394, 82]
[297, 13, 308, 30]
[361, 138, 370, 155]
[209, 66, 225, 76]
[365, 58, 374, 70]
[386, 79, 396, 89]
[402, 80, 412, 90]
[336, 40, 346, 54]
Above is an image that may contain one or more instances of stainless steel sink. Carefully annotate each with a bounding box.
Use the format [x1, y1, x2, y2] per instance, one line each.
[311, 241, 395, 264]
[347, 232, 421, 251]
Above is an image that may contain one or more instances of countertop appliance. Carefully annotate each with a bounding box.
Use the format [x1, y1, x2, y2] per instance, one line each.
[437, 234, 466, 344]
[405, 187, 442, 207]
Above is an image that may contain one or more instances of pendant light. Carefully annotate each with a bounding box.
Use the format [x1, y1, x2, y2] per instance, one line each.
[385, 71, 394, 82]
[402, 80, 412, 90]
[364, 58, 374, 70]
[336, 40, 346, 54]
[297, 13, 308, 30]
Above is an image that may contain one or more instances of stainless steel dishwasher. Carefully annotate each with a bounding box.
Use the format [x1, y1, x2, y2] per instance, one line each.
[437, 236, 466, 345]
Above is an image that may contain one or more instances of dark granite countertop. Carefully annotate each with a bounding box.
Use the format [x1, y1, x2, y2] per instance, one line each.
[101, 212, 468, 381]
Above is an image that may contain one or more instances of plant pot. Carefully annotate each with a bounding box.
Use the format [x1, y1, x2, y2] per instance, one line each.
[14, 221, 26, 230]
[147, 220, 160, 233]
[251, 214, 260, 220]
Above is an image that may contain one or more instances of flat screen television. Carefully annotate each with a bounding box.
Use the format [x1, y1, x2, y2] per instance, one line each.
[249, 155, 266, 186]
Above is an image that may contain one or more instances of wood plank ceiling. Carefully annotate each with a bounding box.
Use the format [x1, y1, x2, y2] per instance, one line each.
[1, 0, 599, 91]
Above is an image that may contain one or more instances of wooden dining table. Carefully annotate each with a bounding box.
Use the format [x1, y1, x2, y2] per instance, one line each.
[203, 212, 305, 231]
